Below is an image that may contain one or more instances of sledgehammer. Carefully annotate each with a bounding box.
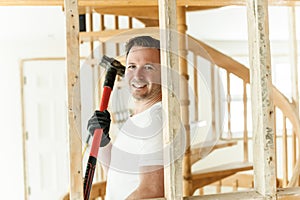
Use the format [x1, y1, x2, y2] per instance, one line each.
[83, 55, 125, 200]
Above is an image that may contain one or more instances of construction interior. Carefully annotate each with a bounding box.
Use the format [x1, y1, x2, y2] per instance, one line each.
[3, 0, 300, 199]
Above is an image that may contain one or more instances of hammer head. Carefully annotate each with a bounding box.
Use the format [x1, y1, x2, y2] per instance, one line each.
[99, 55, 126, 77]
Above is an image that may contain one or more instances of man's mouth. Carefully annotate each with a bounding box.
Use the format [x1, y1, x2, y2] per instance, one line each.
[132, 82, 147, 89]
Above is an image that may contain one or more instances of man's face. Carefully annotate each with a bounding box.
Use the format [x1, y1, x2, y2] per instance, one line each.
[125, 46, 161, 101]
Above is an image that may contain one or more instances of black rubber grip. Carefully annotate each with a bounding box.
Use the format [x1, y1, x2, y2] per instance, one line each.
[83, 156, 97, 200]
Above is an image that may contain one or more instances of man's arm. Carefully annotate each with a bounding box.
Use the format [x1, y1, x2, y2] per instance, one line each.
[126, 166, 164, 199]
[98, 142, 112, 175]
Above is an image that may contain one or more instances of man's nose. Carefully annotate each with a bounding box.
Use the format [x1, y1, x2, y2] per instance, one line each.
[134, 66, 144, 78]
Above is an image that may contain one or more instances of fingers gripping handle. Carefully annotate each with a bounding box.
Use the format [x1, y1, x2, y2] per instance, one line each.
[84, 67, 117, 200]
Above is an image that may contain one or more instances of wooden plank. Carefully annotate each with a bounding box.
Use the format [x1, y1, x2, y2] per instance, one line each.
[191, 162, 253, 191]
[246, 0, 276, 198]
[192, 162, 253, 179]
[184, 190, 264, 200]
[211, 173, 254, 188]
[94, 6, 158, 19]
[243, 81, 249, 162]
[190, 140, 238, 164]
[79, 27, 160, 43]
[1, 0, 300, 6]
[64, 0, 83, 199]
[158, 0, 182, 199]
[183, 187, 300, 200]
[226, 71, 232, 138]
[177, 6, 192, 197]
[288, 6, 299, 171]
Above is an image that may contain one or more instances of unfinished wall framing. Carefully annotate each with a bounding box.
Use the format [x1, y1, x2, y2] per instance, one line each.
[8, 0, 300, 199]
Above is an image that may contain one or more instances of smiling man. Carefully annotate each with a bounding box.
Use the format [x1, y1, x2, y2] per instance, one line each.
[87, 36, 164, 199]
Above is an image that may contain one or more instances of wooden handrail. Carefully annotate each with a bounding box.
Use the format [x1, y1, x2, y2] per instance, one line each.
[189, 36, 300, 187]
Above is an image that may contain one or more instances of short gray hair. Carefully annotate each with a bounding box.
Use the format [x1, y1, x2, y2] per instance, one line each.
[125, 36, 160, 56]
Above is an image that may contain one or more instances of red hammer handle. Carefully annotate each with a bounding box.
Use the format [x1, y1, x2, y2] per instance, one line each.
[84, 56, 123, 200]
[84, 86, 112, 200]
[90, 86, 112, 157]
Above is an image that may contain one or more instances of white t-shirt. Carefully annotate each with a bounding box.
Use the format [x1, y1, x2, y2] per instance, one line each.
[105, 102, 163, 200]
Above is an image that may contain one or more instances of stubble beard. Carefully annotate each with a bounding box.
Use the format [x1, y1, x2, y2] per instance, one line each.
[131, 84, 161, 102]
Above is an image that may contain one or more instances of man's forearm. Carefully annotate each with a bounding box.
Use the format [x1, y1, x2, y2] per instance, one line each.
[126, 167, 164, 199]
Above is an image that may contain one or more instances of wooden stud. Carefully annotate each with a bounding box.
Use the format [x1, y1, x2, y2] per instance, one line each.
[243, 81, 249, 162]
[274, 106, 278, 184]
[288, 6, 299, 170]
[216, 180, 221, 193]
[193, 54, 199, 123]
[114, 15, 120, 56]
[282, 116, 288, 187]
[64, 0, 83, 199]
[211, 63, 216, 140]
[246, 0, 276, 197]
[177, 6, 191, 197]
[158, 0, 182, 199]
[226, 72, 232, 139]
[217, 68, 223, 136]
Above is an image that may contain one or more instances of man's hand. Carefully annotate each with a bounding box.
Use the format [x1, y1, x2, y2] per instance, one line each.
[87, 110, 111, 147]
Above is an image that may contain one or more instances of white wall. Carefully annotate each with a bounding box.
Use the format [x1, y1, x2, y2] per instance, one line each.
[0, 5, 299, 200]
[0, 6, 66, 199]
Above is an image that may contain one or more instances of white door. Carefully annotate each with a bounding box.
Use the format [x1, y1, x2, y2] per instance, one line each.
[23, 60, 69, 200]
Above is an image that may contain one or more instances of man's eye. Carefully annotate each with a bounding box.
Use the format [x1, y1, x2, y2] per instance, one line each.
[144, 64, 154, 70]
[127, 65, 135, 69]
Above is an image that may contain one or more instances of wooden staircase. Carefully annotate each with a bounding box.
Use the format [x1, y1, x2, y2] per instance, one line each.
[184, 34, 300, 195]
[188, 139, 253, 195]
[190, 139, 238, 164]
[192, 161, 253, 190]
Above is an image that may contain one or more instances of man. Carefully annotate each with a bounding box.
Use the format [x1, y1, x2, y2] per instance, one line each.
[87, 36, 164, 199]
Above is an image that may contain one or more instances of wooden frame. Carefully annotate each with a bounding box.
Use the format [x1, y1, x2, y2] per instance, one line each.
[10, 0, 300, 199]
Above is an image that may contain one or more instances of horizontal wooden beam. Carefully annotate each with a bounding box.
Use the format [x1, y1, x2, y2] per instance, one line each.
[94, 6, 158, 19]
[1, 0, 300, 7]
[184, 187, 300, 200]
[79, 27, 160, 43]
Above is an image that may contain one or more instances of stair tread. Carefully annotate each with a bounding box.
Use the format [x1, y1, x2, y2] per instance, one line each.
[192, 161, 253, 178]
[191, 139, 238, 151]
[190, 140, 238, 164]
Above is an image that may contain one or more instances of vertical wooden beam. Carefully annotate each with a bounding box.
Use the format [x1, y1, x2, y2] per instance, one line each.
[193, 55, 199, 123]
[177, 6, 191, 197]
[158, 0, 183, 199]
[243, 81, 249, 162]
[211, 63, 216, 140]
[226, 72, 232, 139]
[20, 60, 28, 200]
[289, 6, 299, 115]
[282, 116, 288, 187]
[64, 0, 83, 199]
[246, 0, 276, 198]
[288, 6, 299, 169]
